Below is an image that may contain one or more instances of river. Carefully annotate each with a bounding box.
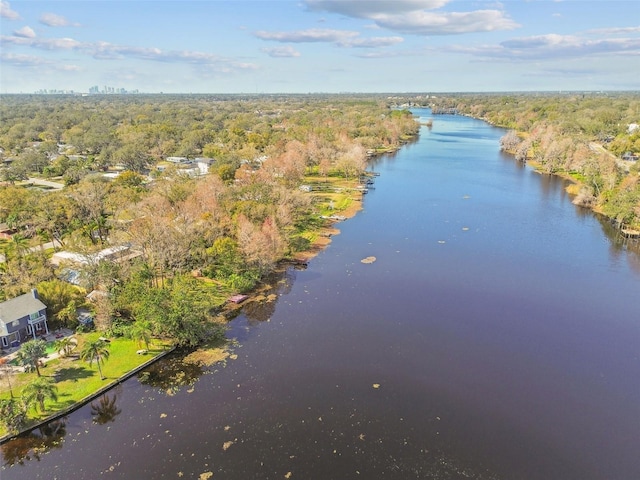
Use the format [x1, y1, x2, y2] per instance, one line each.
[2, 109, 639, 479]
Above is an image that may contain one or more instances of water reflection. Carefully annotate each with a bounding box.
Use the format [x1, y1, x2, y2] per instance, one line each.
[595, 214, 640, 274]
[1, 418, 67, 467]
[242, 267, 296, 324]
[499, 145, 640, 274]
[90, 390, 122, 425]
[137, 352, 205, 395]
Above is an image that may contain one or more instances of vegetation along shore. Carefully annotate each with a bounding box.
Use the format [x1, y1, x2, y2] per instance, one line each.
[423, 92, 640, 234]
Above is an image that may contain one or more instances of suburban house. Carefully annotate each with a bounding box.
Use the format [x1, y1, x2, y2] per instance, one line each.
[166, 156, 191, 164]
[51, 244, 141, 286]
[0, 289, 49, 349]
[50, 244, 135, 267]
[195, 157, 215, 175]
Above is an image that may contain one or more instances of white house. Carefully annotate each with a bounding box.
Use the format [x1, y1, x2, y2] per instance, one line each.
[195, 157, 215, 175]
[166, 156, 190, 164]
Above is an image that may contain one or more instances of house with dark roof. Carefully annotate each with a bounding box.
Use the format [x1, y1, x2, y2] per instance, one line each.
[0, 289, 49, 349]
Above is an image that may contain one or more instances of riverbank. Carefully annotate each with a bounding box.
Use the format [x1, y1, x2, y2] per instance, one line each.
[0, 172, 370, 443]
[519, 157, 640, 240]
[442, 96, 640, 234]
[0, 336, 175, 443]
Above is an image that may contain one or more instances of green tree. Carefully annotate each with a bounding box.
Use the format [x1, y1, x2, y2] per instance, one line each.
[22, 376, 59, 413]
[8, 234, 30, 259]
[54, 336, 78, 357]
[80, 338, 111, 380]
[128, 320, 152, 350]
[132, 275, 219, 348]
[16, 339, 47, 377]
[36, 279, 84, 328]
[57, 300, 78, 329]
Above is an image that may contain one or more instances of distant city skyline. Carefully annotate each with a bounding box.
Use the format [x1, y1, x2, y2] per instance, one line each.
[1, 1, 639, 94]
[30, 85, 141, 95]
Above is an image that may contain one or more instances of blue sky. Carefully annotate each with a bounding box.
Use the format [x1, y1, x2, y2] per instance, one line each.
[1, 0, 639, 93]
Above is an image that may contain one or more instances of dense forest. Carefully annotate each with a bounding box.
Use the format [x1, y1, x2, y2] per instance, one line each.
[424, 92, 640, 231]
[0, 94, 419, 345]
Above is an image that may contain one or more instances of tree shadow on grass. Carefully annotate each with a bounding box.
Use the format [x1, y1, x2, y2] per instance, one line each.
[51, 394, 78, 409]
[52, 366, 94, 383]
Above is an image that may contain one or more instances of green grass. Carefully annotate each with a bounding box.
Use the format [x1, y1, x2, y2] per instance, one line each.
[45, 341, 56, 355]
[0, 332, 172, 438]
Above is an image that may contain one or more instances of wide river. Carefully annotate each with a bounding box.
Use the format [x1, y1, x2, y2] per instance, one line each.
[2, 110, 640, 479]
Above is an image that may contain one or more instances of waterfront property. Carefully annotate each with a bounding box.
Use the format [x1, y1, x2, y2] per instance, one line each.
[0, 289, 49, 350]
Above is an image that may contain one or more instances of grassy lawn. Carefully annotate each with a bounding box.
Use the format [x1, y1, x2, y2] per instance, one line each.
[303, 174, 363, 215]
[0, 332, 172, 438]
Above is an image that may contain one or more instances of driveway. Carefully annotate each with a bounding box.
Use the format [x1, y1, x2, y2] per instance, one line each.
[26, 177, 64, 190]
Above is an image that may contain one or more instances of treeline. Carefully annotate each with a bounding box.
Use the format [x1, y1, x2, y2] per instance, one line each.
[0, 95, 419, 345]
[428, 93, 640, 230]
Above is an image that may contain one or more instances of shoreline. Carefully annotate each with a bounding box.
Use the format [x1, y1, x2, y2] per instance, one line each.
[0, 176, 369, 444]
[0, 347, 176, 444]
[292, 196, 364, 264]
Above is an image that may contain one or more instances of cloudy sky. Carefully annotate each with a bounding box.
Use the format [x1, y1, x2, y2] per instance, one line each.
[1, 0, 639, 93]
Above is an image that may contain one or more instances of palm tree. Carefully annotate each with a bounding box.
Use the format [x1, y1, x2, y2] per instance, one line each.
[54, 336, 78, 357]
[16, 339, 47, 377]
[9, 233, 30, 258]
[22, 377, 59, 413]
[80, 338, 110, 380]
[129, 320, 152, 350]
[0, 357, 15, 398]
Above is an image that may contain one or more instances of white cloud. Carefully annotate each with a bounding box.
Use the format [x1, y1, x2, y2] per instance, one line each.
[255, 28, 359, 43]
[304, 0, 518, 35]
[255, 28, 403, 50]
[13, 26, 36, 38]
[0, 1, 19, 20]
[371, 10, 519, 35]
[0, 34, 259, 74]
[0, 52, 48, 66]
[1, 35, 82, 50]
[0, 51, 81, 72]
[58, 64, 83, 72]
[40, 12, 80, 27]
[586, 26, 640, 36]
[448, 33, 640, 61]
[338, 36, 404, 48]
[261, 46, 301, 58]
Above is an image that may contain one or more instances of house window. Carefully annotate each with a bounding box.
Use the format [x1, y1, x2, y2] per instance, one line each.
[35, 323, 42, 331]
[1, 337, 7, 347]
[30, 312, 40, 320]
[27, 325, 33, 335]
[11, 320, 20, 328]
